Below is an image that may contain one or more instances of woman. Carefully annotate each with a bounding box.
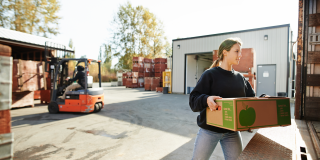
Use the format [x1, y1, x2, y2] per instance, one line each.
[189, 38, 255, 160]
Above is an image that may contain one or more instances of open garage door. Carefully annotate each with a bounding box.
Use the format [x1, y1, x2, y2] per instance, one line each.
[185, 53, 213, 94]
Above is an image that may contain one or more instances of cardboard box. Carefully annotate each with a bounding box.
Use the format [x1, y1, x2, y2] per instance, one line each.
[206, 97, 291, 131]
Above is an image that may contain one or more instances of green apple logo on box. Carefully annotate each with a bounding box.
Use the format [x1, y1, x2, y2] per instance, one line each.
[239, 102, 256, 127]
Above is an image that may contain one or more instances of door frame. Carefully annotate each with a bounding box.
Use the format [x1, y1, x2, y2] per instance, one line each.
[257, 64, 277, 96]
[184, 52, 212, 94]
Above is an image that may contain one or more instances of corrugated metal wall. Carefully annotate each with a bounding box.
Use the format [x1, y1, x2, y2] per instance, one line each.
[172, 25, 290, 94]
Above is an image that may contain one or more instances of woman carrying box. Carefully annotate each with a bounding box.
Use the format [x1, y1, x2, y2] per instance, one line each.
[189, 38, 255, 160]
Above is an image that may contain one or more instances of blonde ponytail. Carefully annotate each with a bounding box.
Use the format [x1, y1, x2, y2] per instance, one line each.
[210, 58, 221, 68]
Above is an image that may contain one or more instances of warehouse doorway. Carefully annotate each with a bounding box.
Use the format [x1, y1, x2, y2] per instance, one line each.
[257, 64, 276, 96]
[185, 53, 213, 94]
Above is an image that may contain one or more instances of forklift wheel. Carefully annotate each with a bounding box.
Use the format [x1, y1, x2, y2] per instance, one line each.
[98, 103, 102, 112]
[94, 103, 100, 113]
[48, 102, 59, 114]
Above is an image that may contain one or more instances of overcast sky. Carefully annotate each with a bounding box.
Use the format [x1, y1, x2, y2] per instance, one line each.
[53, 0, 299, 67]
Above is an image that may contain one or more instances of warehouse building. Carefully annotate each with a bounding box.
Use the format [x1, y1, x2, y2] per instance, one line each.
[172, 24, 295, 97]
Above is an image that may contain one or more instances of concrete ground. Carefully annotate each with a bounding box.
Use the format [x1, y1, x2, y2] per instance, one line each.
[10, 83, 258, 160]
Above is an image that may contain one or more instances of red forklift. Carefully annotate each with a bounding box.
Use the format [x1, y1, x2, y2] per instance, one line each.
[46, 57, 104, 113]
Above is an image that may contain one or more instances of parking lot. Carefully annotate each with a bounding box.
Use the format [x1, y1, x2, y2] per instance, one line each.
[11, 83, 258, 160]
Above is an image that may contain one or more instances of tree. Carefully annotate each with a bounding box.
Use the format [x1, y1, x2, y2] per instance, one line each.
[0, 0, 61, 38]
[110, 2, 169, 69]
[102, 44, 112, 72]
[164, 41, 172, 57]
[65, 38, 75, 58]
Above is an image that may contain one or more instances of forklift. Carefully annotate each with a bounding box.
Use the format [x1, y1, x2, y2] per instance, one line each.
[46, 57, 104, 114]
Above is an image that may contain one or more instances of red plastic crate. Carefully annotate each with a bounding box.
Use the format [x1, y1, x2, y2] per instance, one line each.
[127, 72, 132, 78]
[133, 57, 144, 62]
[144, 58, 151, 63]
[156, 87, 163, 93]
[144, 72, 155, 77]
[132, 78, 138, 83]
[133, 62, 143, 72]
[132, 72, 139, 78]
[155, 63, 167, 69]
[144, 68, 151, 73]
[151, 77, 160, 91]
[145, 84, 151, 91]
[155, 68, 166, 73]
[138, 82, 144, 88]
[151, 64, 155, 72]
[123, 73, 127, 78]
[123, 78, 127, 86]
[144, 63, 151, 68]
[155, 58, 167, 64]
[138, 72, 144, 77]
[144, 77, 152, 85]
[126, 78, 132, 88]
[155, 72, 162, 78]
[132, 83, 138, 88]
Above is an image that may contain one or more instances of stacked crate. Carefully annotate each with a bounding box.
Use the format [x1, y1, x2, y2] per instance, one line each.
[0, 44, 14, 160]
[144, 77, 152, 91]
[151, 77, 160, 91]
[126, 72, 132, 88]
[132, 57, 144, 88]
[151, 59, 155, 76]
[122, 72, 127, 86]
[132, 72, 138, 88]
[143, 58, 153, 77]
[155, 58, 167, 87]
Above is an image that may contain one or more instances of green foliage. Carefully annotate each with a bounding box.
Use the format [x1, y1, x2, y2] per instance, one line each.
[0, 0, 61, 37]
[164, 41, 172, 57]
[68, 39, 74, 50]
[98, 43, 112, 73]
[64, 39, 75, 58]
[110, 2, 170, 69]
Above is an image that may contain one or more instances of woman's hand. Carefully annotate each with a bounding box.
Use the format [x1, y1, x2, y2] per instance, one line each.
[207, 96, 222, 111]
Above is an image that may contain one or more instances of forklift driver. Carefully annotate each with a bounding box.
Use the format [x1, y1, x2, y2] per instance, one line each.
[60, 65, 86, 99]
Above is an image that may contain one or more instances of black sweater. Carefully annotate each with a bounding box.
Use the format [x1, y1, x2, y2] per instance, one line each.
[189, 67, 255, 133]
[70, 71, 86, 88]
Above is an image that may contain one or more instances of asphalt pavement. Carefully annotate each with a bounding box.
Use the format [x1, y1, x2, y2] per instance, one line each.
[11, 83, 257, 160]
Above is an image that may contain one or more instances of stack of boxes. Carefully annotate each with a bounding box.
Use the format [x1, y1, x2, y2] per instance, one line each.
[132, 57, 144, 88]
[126, 72, 132, 88]
[122, 72, 127, 86]
[143, 58, 153, 77]
[125, 57, 169, 93]
[155, 58, 167, 87]
[144, 77, 152, 91]
[151, 77, 160, 91]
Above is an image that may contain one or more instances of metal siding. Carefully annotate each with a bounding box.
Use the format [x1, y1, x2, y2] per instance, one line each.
[172, 26, 289, 94]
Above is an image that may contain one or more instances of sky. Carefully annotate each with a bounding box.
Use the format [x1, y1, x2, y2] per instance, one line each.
[53, 0, 299, 67]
